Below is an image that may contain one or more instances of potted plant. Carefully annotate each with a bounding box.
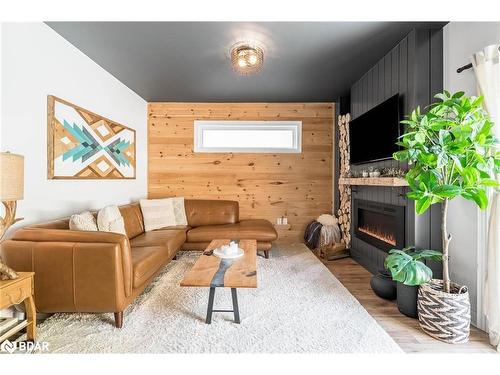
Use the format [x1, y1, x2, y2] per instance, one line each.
[394, 91, 500, 343]
[384, 248, 442, 318]
[370, 269, 397, 301]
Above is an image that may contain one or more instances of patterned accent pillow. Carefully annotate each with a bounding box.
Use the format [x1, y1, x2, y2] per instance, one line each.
[139, 197, 187, 231]
[97, 205, 127, 235]
[140, 198, 176, 232]
[69, 211, 98, 231]
[170, 197, 188, 226]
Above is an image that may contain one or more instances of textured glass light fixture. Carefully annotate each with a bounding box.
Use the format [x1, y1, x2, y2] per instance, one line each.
[230, 42, 264, 75]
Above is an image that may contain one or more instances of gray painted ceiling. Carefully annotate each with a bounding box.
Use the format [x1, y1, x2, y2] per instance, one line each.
[46, 22, 446, 102]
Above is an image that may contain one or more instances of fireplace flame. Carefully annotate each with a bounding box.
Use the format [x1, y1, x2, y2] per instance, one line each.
[358, 225, 396, 246]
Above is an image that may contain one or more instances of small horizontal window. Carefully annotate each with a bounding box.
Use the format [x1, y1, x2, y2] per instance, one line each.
[194, 121, 302, 153]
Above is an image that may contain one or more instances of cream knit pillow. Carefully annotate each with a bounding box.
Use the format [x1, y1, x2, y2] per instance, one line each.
[69, 211, 98, 231]
[97, 205, 127, 235]
[140, 197, 186, 231]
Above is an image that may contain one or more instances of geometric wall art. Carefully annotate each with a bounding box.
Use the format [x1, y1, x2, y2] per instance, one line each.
[47, 95, 136, 179]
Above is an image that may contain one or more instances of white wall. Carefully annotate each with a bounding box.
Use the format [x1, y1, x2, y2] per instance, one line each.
[1, 23, 148, 234]
[443, 22, 500, 327]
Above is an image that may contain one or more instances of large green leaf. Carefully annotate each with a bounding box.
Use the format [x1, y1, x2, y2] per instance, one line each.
[416, 196, 432, 214]
[480, 179, 500, 187]
[393, 150, 409, 161]
[415, 131, 426, 144]
[407, 191, 423, 200]
[432, 185, 462, 199]
[463, 188, 489, 210]
[411, 249, 443, 262]
[384, 249, 437, 286]
[462, 167, 480, 186]
[452, 91, 465, 99]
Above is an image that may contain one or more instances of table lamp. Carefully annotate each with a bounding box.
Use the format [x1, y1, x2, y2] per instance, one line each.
[0, 151, 24, 280]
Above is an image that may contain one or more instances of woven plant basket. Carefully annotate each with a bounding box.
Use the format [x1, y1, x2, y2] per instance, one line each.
[417, 279, 470, 344]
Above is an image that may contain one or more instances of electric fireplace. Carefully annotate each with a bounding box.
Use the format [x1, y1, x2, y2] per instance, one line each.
[353, 199, 405, 252]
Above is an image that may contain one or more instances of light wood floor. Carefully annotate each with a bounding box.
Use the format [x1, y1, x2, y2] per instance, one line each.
[324, 257, 495, 353]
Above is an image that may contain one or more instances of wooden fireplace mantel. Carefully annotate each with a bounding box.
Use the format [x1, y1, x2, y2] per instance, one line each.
[338, 177, 409, 187]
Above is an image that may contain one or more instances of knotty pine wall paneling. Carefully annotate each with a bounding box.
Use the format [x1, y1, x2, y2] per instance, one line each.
[147, 103, 334, 242]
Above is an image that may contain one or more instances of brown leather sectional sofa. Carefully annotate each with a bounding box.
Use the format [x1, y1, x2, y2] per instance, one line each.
[1, 199, 277, 328]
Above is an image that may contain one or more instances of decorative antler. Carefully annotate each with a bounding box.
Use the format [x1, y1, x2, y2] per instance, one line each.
[1, 201, 22, 238]
[0, 201, 22, 280]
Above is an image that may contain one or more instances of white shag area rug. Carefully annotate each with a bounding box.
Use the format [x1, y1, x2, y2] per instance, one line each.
[33, 243, 402, 353]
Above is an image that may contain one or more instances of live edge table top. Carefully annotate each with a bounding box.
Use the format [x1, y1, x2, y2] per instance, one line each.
[180, 239, 257, 289]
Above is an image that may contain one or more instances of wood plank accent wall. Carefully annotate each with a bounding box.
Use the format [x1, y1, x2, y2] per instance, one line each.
[147, 103, 334, 242]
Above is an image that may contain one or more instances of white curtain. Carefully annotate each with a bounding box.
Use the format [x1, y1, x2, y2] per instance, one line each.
[472, 44, 500, 351]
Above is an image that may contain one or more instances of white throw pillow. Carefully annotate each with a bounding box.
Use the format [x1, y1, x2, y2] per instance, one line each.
[69, 211, 98, 231]
[140, 198, 186, 231]
[97, 205, 127, 235]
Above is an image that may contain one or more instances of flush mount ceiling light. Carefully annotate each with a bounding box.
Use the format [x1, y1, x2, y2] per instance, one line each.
[230, 42, 264, 75]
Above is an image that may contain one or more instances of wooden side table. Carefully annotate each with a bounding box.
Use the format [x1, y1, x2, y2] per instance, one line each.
[0, 272, 36, 342]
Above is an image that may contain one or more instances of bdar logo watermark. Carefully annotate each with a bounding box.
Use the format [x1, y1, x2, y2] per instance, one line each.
[1, 339, 49, 353]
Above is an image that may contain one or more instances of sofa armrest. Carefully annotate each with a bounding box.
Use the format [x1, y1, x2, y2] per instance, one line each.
[1, 229, 133, 312]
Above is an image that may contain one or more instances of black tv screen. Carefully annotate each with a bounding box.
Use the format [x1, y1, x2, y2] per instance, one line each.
[349, 94, 401, 164]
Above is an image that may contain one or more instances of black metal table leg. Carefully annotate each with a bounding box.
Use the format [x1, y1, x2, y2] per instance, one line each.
[231, 288, 240, 324]
[205, 287, 241, 324]
[206, 287, 216, 324]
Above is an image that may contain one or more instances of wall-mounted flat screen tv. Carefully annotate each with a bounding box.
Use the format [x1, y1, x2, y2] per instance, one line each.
[349, 94, 401, 165]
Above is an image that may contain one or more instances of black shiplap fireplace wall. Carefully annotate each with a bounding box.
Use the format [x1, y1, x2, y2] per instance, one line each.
[345, 27, 444, 275]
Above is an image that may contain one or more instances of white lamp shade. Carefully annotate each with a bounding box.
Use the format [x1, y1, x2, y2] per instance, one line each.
[0, 152, 24, 201]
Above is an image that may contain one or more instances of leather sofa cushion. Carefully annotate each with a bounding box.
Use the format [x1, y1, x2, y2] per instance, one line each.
[130, 228, 187, 254]
[186, 219, 277, 242]
[119, 203, 145, 239]
[131, 246, 170, 288]
[184, 200, 239, 227]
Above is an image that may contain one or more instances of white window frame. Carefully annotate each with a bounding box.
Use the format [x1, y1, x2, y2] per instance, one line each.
[193, 120, 302, 153]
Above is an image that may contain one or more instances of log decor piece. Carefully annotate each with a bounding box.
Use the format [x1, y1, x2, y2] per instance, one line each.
[337, 114, 351, 249]
[320, 242, 348, 261]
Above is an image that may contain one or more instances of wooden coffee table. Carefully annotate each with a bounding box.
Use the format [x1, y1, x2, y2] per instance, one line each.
[180, 239, 257, 324]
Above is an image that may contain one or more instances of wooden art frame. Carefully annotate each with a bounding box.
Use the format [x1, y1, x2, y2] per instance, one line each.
[47, 96, 136, 179]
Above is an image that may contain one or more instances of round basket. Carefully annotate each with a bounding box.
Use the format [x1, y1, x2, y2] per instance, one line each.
[417, 279, 470, 344]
